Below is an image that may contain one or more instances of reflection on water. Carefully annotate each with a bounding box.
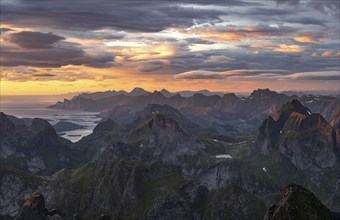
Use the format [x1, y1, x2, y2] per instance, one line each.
[0, 95, 101, 142]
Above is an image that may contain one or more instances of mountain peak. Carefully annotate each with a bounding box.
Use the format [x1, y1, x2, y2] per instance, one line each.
[0, 112, 16, 134]
[31, 118, 55, 134]
[93, 118, 118, 134]
[264, 184, 337, 220]
[159, 89, 173, 97]
[249, 88, 281, 99]
[129, 87, 149, 96]
[274, 99, 312, 127]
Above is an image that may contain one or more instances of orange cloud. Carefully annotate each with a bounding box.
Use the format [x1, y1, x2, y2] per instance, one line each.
[294, 36, 319, 43]
[322, 51, 333, 58]
[251, 43, 305, 53]
[274, 44, 305, 53]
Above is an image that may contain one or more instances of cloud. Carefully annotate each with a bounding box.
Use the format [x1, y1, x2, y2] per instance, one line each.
[1, 1, 240, 32]
[274, 0, 339, 17]
[280, 71, 339, 80]
[175, 69, 338, 81]
[182, 24, 295, 43]
[294, 35, 319, 43]
[1, 44, 114, 67]
[321, 51, 333, 58]
[251, 43, 305, 53]
[30, 73, 56, 77]
[6, 31, 65, 48]
[0, 28, 12, 34]
[205, 55, 235, 63]
[273, 44, 305, 53]
[175, 69, 290, 79]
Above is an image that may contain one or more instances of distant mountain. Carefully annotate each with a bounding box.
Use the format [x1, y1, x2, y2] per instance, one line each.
[129, 87, 150, 96]
[133, 104, 200, 131]
[53, 121, 85, 132]
[264, 184, 337, 220]
[159, 88, 173, 97]
[77, 90, 128, 100]
[48, 88, 339, 135]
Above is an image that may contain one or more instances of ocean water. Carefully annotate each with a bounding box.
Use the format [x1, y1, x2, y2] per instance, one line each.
[0, 95, 101, 142]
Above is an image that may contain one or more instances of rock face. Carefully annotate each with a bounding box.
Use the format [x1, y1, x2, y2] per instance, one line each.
[263, 184, 337, 220]
[14, 192, 63, 220]
[0, 113, 76, 175]
[15, 192, 49, 220]
[42, 160, 266, 220]
[255, 100, 340, 201]
[0, 168, 42, 217]
[97, 114, 206, 173]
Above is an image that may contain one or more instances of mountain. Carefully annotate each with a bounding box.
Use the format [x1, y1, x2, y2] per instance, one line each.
[264, 184, 337, 220]
[133, 104, 200, 131]
[96, 114, 207, 173]
[254, 100, 340, 210]
[159, 89, 173, 97]
[77, 90, 128, 100]
[53, 121, 85, 132]
[129, 87, 150, 96]
[6, 161, 266, 220]
[48, 88, 339, 135]
[0, 113, 79, 175]
[0, 167, 43, 217]
[330, 109, 340, 144]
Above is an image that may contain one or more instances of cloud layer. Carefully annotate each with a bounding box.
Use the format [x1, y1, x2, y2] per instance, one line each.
[0, 0, 339, 92]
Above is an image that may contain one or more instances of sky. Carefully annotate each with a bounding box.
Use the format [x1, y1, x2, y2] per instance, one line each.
[0, 0, 339, 95]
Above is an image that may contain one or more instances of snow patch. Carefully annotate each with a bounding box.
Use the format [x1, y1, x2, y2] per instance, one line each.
[263, 167, 267, 172]
[306, 100, 313, 103]
[215, 154, 232, 159]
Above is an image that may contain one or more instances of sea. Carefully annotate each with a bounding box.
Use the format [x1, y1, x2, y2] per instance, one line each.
[0, 95, 101, 142]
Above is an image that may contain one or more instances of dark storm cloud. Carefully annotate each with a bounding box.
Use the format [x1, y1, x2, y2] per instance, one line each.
[281, 17, 327, 26]
[1, 0, 251, 32]
[1, 45, 114, 68]
[6, 31, 65, 49]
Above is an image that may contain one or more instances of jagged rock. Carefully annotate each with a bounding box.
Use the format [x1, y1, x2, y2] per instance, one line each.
[255, 116, 280, 154]
[0, 168, 42, 217]
[263, 184, 337, 220]
[14, 192, 64, 220]
[0, 113, 78, 175]
[14, 192, 48, 220]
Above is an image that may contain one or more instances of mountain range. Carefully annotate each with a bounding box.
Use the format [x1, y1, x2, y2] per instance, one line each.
[1, 89, 340, 219]
[48, 88, 339, 134]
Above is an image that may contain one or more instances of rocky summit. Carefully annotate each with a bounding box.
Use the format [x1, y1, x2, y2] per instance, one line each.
[264, 184, 337, 220]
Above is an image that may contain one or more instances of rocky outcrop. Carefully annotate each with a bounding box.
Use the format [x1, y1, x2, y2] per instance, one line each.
[263, 184, 337, 220]
[0, 168, 43, 217]
[14, 192, 64, 220]
[330, 109, 340, 147]
[0, 113, 76, 175]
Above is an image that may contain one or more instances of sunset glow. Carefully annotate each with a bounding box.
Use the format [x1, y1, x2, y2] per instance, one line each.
[0, 0, 339, 95]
